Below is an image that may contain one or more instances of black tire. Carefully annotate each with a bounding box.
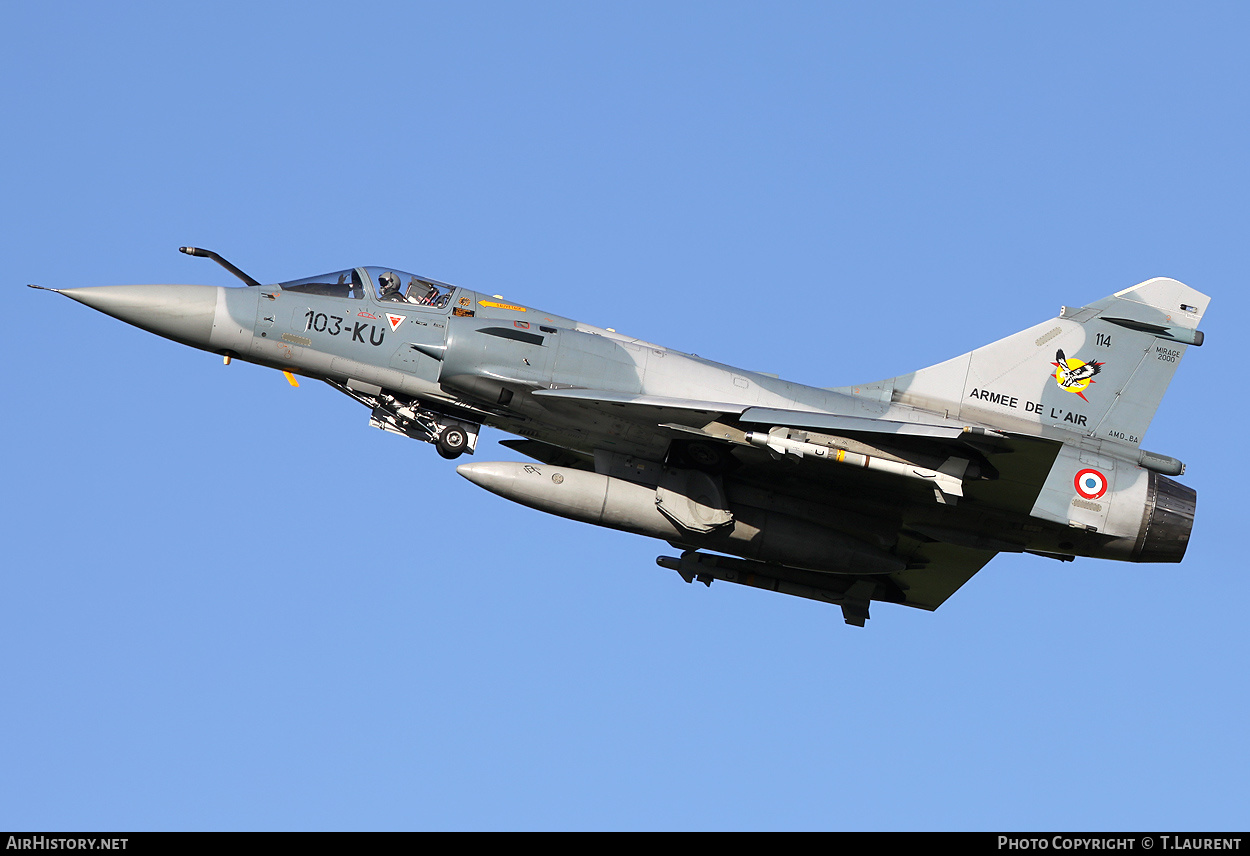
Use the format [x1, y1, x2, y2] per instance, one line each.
[437, 427, 468, 459]
[684, 441, 728, 473]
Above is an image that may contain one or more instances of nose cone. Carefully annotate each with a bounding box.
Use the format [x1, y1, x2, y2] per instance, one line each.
[56, 284, 220, 350]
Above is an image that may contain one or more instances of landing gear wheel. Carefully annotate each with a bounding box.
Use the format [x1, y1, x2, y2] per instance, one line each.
[437, 427, 468, 459]
[685, 441, 728, 473]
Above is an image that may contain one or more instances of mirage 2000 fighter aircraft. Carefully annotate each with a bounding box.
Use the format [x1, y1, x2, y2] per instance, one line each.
[33, 247, 1208, 625]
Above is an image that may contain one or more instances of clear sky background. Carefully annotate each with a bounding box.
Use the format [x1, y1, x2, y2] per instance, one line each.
[2, 2, 1246, 831]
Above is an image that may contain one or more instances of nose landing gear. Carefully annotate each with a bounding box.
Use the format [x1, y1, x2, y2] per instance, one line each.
[436, 426, 470, 459]
[333, 381, 481, 461]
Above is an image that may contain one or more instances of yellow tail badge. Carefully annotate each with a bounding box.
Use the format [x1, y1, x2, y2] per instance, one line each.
[1050, 349, 1103, 402]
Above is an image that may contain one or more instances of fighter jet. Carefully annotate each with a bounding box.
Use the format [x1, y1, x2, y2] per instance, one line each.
[32, 247, 1208, 625]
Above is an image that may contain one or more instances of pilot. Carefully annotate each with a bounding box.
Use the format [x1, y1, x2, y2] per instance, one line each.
[379, 271, 404, 301]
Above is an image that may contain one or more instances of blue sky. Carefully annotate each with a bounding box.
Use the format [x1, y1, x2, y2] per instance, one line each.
[2, 2, 1247, 831]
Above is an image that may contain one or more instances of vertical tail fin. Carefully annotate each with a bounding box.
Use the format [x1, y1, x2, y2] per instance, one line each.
[877, 278, 1209, 447]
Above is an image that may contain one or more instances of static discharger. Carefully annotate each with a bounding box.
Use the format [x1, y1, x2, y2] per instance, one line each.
[746, 430, 967, 503]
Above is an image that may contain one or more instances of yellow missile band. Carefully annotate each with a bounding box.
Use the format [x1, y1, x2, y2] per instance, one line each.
[283, 371, 300, 387]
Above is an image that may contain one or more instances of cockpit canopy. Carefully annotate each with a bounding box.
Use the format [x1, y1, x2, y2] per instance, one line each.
[277, 267, 457, 308]
[277, 269, 366, 299]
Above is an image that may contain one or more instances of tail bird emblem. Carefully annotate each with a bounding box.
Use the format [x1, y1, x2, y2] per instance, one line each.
[1051, 349, 1104, 402]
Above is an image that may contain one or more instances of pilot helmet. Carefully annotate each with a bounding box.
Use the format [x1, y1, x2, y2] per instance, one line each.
[379, 271, 400, 292]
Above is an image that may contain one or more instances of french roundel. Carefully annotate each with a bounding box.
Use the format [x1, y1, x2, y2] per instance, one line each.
[1074, 468, 1108, 500]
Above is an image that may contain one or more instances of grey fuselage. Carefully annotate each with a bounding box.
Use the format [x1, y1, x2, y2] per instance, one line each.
[45, 262, 1204, 624]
